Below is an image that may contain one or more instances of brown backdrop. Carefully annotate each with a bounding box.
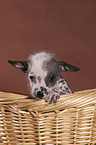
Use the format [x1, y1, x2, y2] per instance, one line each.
[0, 0, 96, 95]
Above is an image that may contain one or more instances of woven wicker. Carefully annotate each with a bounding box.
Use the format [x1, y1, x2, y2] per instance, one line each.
[0, 89, 96, 145]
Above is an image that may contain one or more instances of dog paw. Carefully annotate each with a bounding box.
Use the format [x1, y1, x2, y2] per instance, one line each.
[45, 93, 60, 104]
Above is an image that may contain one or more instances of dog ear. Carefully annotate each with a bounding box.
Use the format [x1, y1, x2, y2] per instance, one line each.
[58, 61, 80, 72]
[8, 60, 28, 73]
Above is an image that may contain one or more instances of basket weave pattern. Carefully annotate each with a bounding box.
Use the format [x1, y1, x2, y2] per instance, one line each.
[0, 89, 96, 145]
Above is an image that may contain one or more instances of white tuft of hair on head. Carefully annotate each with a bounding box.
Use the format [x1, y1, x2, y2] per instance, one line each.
[28, 52, 54, 63]
[28, 52, 55, 78]
[28, 52, 54, 71]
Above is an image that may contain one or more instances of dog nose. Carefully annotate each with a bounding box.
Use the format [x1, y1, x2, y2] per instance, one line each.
[37, 91, 44, 99]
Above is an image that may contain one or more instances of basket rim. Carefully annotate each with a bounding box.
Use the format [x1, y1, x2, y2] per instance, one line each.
[0, 88, 96, 112]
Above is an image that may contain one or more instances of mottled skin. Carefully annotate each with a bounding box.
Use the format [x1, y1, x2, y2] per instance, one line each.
[44, 77, 72, 103]
[8, 52, 80, 104]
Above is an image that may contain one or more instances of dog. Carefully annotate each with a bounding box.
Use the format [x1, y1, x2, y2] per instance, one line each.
[8, 52, 80, 103]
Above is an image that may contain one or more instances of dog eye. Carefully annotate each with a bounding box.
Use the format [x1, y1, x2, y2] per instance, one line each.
[48, 75, 55, 82]
[30, 76, 35, 80]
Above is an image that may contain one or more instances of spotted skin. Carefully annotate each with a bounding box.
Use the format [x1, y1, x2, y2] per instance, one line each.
[44, 77, 72, 103]
[38, 76, 41, 83]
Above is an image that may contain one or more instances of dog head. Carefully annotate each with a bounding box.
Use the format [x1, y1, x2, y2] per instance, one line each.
[8, 52, 80, 100]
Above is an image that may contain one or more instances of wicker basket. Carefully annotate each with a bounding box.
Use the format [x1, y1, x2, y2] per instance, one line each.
[0, 89, 96, 145]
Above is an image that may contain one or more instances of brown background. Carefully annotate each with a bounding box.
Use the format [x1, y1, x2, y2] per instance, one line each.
[0, 0, 96, 95]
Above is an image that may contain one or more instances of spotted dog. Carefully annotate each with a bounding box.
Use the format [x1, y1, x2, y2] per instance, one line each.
[8, 52, 80, 103]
